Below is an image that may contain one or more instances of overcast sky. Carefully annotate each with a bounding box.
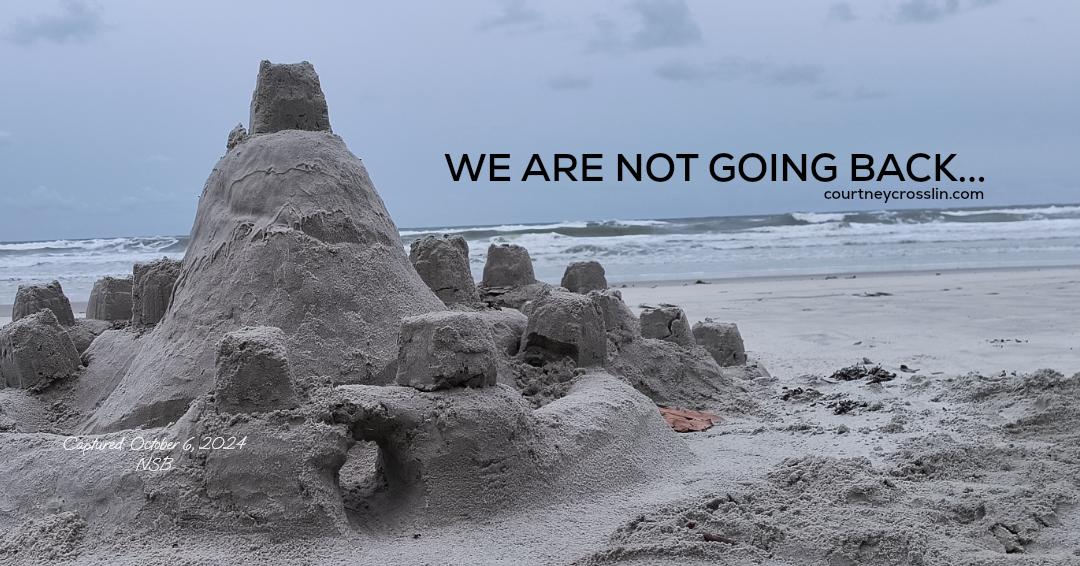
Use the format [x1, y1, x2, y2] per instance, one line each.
[0, 0, 1077, 241]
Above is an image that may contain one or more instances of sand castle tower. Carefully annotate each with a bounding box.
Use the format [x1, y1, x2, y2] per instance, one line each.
[83, 61, 444, 431]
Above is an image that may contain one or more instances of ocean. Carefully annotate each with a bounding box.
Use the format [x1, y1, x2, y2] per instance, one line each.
[3, 204, 1079, 304]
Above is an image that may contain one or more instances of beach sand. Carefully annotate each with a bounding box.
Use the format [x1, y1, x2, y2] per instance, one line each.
[0, 301, 87, 327]
[3, 59, 1078, 564]
[4, 266, 1078, 564]
[617, 265, 1080, 379]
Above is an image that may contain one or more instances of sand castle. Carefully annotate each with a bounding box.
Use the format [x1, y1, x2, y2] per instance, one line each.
[0, 61, 756, 545]
[5, 60, 1067, 564]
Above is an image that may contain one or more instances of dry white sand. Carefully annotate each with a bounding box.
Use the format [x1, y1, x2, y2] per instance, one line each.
[617, 265, 1080, 379]
[4, 265, 1077, 564]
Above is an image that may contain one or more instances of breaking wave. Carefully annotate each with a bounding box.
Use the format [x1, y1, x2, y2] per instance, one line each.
[3, 203, 1080, 303]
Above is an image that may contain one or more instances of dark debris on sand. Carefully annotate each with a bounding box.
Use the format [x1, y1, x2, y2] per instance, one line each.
[829, 364, 897, 383]
[830, 399, 869, 415]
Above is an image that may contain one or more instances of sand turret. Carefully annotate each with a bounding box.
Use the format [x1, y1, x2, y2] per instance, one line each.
[13, 281, 75, 327]
[561, 261, 607, 294]
[0, 309, 81, 390]
[214, 326, 300, 413]
[693, 319, 747, 366]
[482, 244, 536, 288]
[520, 288, 606, 366]
[132, 258, 180, 326]
[395, 311, 498, 391]
[409, 235, 479, 304]
[87, 276, 133, 321]
[640, 305, 694, 347]
[249, 60, 331, 134]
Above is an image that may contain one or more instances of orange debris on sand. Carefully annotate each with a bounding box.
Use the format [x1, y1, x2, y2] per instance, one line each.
[657, 407, 721, 432]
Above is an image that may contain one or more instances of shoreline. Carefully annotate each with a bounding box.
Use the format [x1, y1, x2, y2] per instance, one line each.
[604, 263, 1080, 288]
[4, 264, 1078, 327]
[0, 301, 87, 325]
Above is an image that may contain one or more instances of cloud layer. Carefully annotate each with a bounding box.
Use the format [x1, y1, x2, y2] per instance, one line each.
[889, 0, 999, 24]
[3, 1, 106, 45]
[477, 0, 543, 30]
[655, 57, 825, 87]
[588, 0, 701, 53]
[547, 73, 593, 90]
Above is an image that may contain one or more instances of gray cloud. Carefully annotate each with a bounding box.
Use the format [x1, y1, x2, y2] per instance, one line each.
[853, 87, 890, 100]
[891, 0, 960, 23]
[814, 87, 842, 99]
[827, 3, 857, 23]
[587, 0, 701, 54]
[709, 57, 771, 82]
[477, 0, 543, 30]
[0, 131, 13, 146]
[547, 73, 592, 90]
[888, 0, 1003, 24]
[653, 60, 707, 82]
[3, 1, 106, 45]
[764, 64, 825, 87]
[814, 86, 890, 100]
[655, 57, 824, 88]
[585, 17, 622, 53]
[628, 0, 702, 50]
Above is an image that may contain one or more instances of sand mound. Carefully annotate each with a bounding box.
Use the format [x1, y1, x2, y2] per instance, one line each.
[953, 369, 1080, 438]
[328, 370, 685, 527]
[81, 61, 443, 432]
[577, 456, 929, 565]
[591, 290, 751, 413]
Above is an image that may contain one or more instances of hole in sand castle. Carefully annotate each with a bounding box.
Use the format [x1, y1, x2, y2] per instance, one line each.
[522, 334, 579, 366]
[338, 441, 387, 519]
